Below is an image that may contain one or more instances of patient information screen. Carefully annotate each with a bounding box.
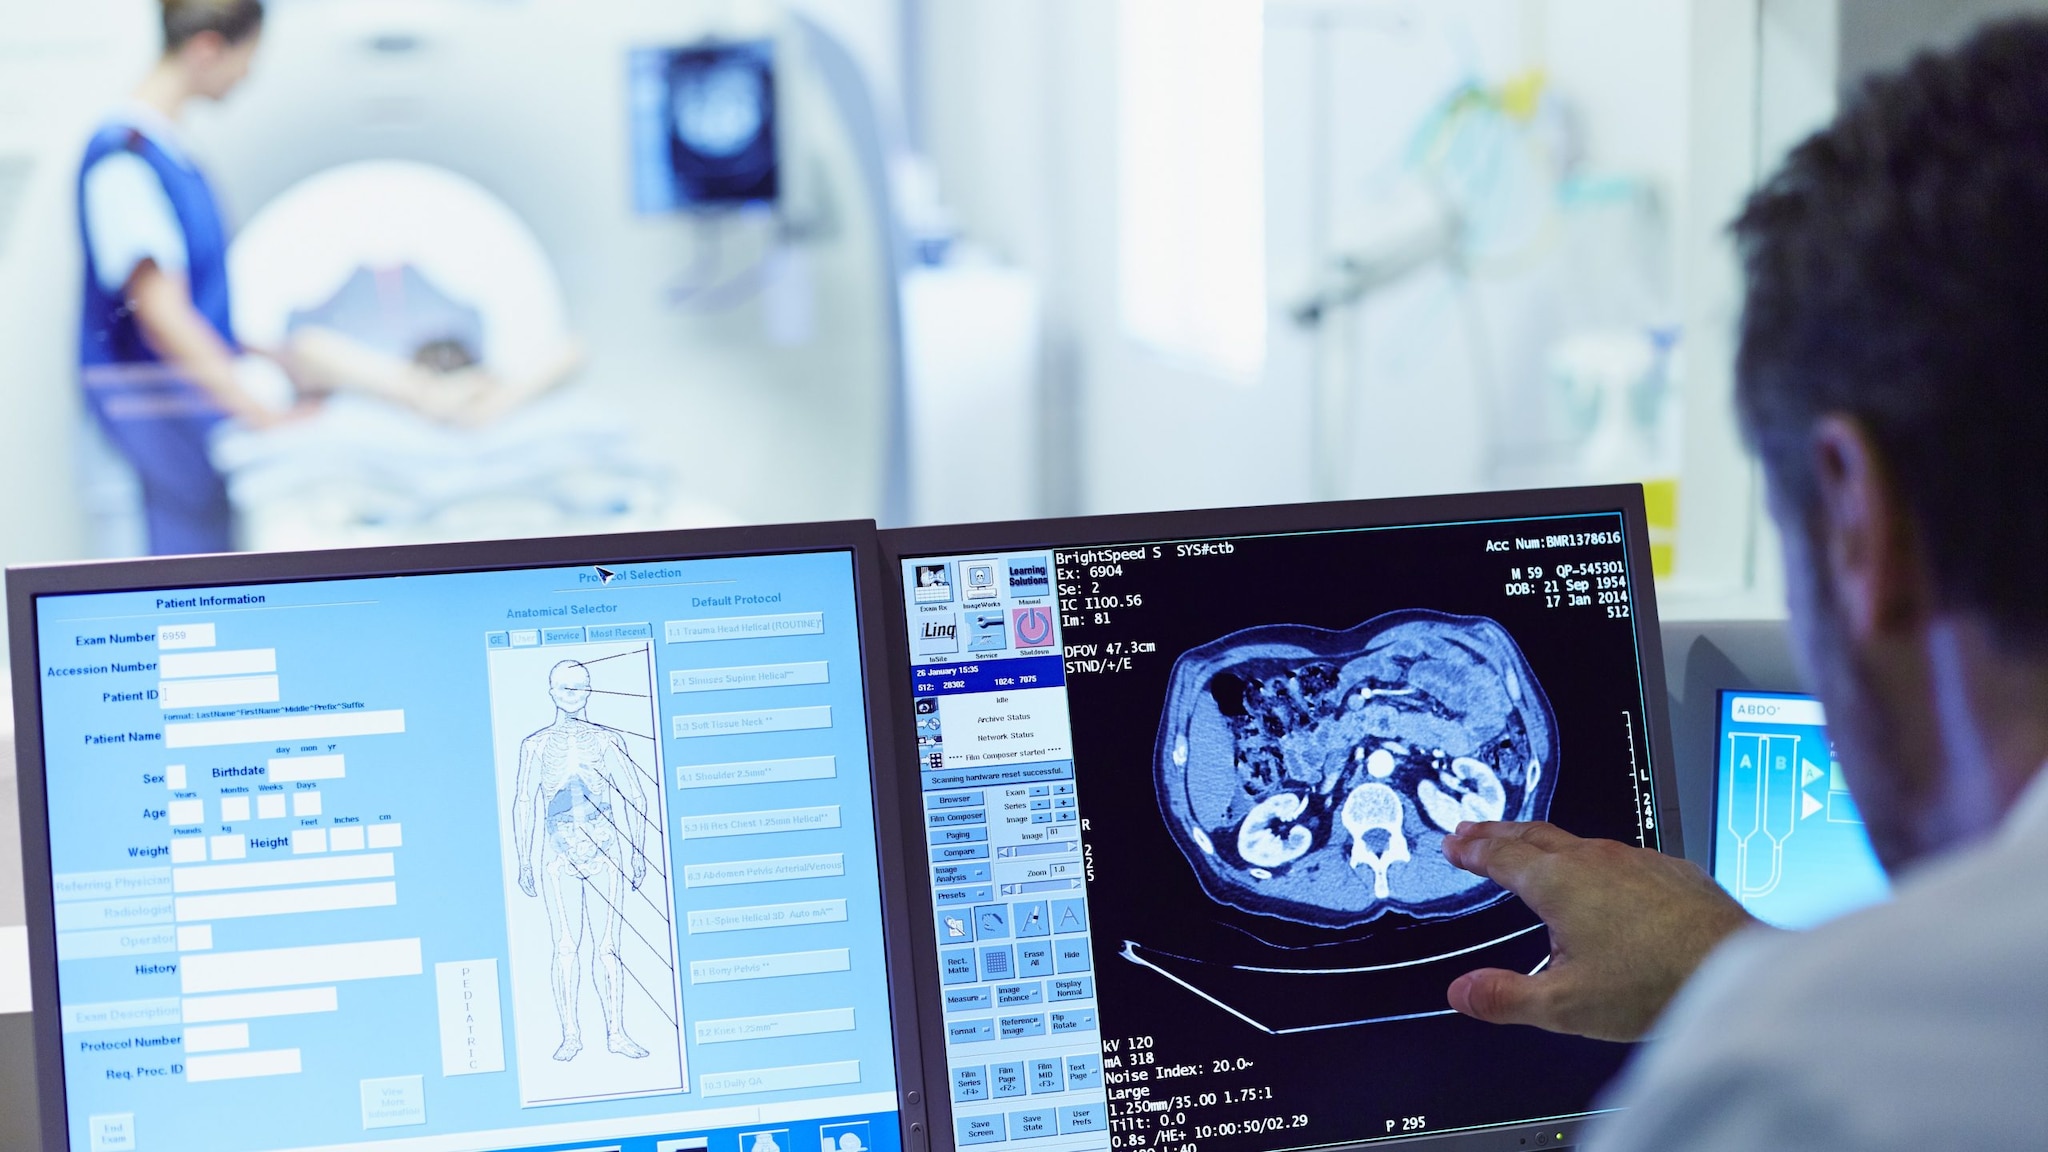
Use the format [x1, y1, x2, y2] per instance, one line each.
[32, 551, 902, 1152]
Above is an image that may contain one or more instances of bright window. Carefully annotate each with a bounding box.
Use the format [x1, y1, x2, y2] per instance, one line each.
[1117, 0, 1267, 380]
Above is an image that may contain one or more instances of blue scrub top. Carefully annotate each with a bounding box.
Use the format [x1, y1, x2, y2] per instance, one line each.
[76, 122, 236, 556]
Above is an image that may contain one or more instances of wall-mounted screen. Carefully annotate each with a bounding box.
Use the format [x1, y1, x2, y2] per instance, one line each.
[631, 41, 780, 212]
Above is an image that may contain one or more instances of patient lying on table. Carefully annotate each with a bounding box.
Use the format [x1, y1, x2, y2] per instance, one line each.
[271, 263, 580, 427]
[283, 327, 582, 428]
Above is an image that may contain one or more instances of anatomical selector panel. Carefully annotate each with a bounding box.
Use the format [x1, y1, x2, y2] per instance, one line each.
[1154, 610, 1557, 929]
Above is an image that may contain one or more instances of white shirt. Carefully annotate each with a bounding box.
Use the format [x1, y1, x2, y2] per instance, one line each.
[81, 103, 194, 294]
[1589, 766, 2048, 1150]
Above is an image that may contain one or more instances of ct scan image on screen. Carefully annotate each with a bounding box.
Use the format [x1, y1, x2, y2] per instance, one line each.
[899, 511, 1663, 1151]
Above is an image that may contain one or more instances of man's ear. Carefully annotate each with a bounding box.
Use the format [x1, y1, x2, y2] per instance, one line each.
[1808, 414, 1925, 640]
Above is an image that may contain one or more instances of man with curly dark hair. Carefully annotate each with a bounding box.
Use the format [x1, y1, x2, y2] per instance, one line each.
[1439, 18, 2048, 1149]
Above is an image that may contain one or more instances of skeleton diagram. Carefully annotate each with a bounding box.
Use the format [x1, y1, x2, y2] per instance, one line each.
[512, 660, 652, 1062]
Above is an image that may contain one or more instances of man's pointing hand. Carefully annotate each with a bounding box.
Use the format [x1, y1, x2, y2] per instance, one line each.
[1440, 820, 1757, 1042]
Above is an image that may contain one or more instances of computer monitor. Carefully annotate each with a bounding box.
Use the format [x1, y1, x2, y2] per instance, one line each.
[884, 486, 1683, 1151]
[1711, 690, 1888, 929]
[7, 524, 928, 1152]
[630, 40, 780, 212]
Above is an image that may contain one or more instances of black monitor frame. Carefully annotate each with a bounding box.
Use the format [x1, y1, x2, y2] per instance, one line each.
[879, 485, 1683, 1152]
[1656, 619, 1799, 872]
[7, 521, 933, 1152]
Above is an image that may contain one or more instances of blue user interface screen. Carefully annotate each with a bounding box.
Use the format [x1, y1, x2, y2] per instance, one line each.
[899, 513, 1665, 1151]
[1712, 690, 1888, 929]
[31, 551, 900, 1152]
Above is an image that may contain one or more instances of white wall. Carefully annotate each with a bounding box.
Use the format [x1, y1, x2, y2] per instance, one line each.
[922, 0, 1701, 520]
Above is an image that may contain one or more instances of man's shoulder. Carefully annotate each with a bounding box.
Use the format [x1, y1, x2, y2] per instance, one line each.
[1594, 831, 2048, 1151]
[1783, 824, 2047, 994]
[1708, 830, 2047, 1050]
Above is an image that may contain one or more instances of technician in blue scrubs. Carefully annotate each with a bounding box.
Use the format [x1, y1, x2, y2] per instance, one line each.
[78, 0, 291, 555]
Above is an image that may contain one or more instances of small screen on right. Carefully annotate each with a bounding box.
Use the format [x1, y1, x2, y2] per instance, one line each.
[1713, 690, 1888, 928]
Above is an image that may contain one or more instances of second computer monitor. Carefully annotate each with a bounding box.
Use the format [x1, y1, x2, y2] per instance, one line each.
[886, 487, 1682, 1152]
[1712, 690, 1888, 929]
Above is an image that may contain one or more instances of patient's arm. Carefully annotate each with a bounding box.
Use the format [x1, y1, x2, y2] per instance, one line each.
[456, 341, 585, 426]
[282, 327, 581, 426]
[283, 327, 490, 420]
[130, 261, 307, 427]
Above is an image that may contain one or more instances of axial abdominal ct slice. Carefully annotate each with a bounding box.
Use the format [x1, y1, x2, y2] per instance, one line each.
[1155, 610, 1557, 929]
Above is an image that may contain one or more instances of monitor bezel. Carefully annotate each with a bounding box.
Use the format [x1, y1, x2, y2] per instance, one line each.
[7, 521, 932, 1152]
[1659, 619, 1798, 870]
[878, 485, 1682, 1152]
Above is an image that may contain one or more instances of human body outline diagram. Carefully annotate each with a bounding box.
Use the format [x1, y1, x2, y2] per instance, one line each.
[512, 659, 654, 1063]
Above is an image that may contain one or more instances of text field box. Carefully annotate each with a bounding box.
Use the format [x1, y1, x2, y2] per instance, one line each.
[63, 998, 182, 1033]
[667, 613, 825, 644]
[183, 1023, 249, 1052]
[672, 706, 831, 740]
[681, 854, 845, 889]
[160, 648, 276, 680]
[181, 938, 422, 995]
[167, 709, 406, 749]
[701, 1060, 860, 1098]
[185, 1048, 301, 1083]
[53, 896, 174, 933]
[676, 756, 837, 790]
[688, 948, 850, 985]
[1728, 695, 1828, 727]
[694, 1007, 855, 1045]
[670, 661, 829, 694]
[682, 806, 841, 840]
[269, 754, 345, 782]
[174, 881, 397, 923]
[157, 623, 215, 650]
[172, 853, 395, 894]
[686, 898, 848, 935]
[181, 986, 338, 1024]
[160, 675, 279, 710]
[55, 926, 175, 961]
[51, 868, 172, 902]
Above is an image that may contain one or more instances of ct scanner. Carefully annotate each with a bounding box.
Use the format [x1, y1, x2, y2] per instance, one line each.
[214, 159, 718, 549]
[86, 0, 914, 550]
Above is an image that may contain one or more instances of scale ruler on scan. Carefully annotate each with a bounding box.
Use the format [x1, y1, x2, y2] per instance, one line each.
[1623, 710, 1651, 845]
